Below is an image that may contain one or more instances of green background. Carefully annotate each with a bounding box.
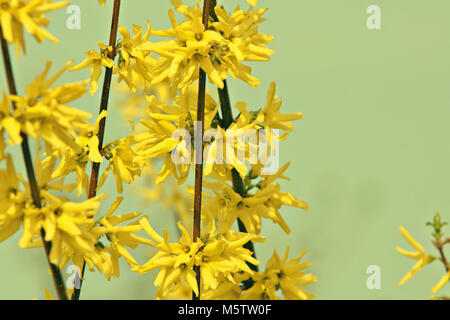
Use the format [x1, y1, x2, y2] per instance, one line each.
[1, 0, 450, 299]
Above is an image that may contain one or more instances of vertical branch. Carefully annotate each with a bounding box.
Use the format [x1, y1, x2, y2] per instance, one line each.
[192, 0, 214, 300]
[434, 238, 450, 273]
[0, 27, 68, 300]
[71, 0, 121, 300]
[218, 81, 259, 290]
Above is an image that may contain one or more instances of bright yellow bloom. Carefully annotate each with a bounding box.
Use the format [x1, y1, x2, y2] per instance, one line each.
[70, 42, 115, 95]
[90, 197, 151, 279]
[75, 110, 108, 163]
[133, 217, 263, 298]
[98, 0, 106, 5]
[265, 247, 317, 300]
[239, 247, 316, 300]
[0, 92, 22, 146]
[0, 0, 69, 57]
[10, 61, 90, 154]
[139, 0, 273, 91]
[117, 22, 155, 92]
[240, 272, 279, 300]
[203, 163, 308, 235]
[0, 154, 27, 242]
[50, 147, 89, 198]
[432, 271, 450, 293]
[396, 226, 435, 286]
[98, 132, 147, 194]
[19, 192, 107, 267]
[133, 86, 218, 184]
[255, 82, 303, 137]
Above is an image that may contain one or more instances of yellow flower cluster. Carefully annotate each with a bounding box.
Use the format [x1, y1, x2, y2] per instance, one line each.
[396, 223, 450, 298]
[0, 0, 317, 300]
[0, 150, 149, 279]
[0, 0, 69, 57]
[204, 247, 316, 300]
[133, 218, 263, 298]
[74, 0, 273, 95]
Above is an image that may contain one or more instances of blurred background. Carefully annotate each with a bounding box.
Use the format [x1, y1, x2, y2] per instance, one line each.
[1, 0, 450, 299]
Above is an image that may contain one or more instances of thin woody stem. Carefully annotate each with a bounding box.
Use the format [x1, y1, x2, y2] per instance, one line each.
[0, 26, 68, 300]
[218, 81, 258, 290]
[210, 0, 258, 289]
[434, 239, 449, 273]
[192, 0, 214, 301]
[71, 0, 121, 300]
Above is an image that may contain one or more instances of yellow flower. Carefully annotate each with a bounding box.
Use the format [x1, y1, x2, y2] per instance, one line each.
[117, 23, 154, 92]
[0, 153, 27, 243]
[76, 110, 108, 163]
[396, 226, 435, 286]
[0, 0, 69, 57]
[50, 147, 89, 198]
[265, 247, 317, 300]
[246, 0, 258, 6]
[255, 82, 303, 141]
[98, 128, 146, 194]
[98, 0, 106, 5]
[19, 192, 107, 268]
[432, 271, 450, 293]
[10, 61, 90, 154]
[240, 272, 279, 300]
[203, 166, 308, 234]
[139, 0, 273, 90]
[133, 218, 263, 298]
[91, 197, 151, 279]
[0, 92, 22, 146]
[70, 42, 115, 95]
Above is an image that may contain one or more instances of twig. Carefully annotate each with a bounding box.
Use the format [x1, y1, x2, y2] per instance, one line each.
[218, 80, 259, 290]
[192, 0, 214, 300]
[71, 0, 121, 300]
[0, 26, 68, 300]
[434, 239, 449, 273]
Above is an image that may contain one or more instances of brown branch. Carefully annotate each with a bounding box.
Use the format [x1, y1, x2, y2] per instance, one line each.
[434, 239, 449, 273]
[192, 0, 214, 301]
[0, 26, 68, 300]
[71, 0, 121, 300]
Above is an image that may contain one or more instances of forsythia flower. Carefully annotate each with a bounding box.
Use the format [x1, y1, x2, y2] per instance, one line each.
[76, 110, 108, 163]
[432, 271, 450, 293]
[255, 82, 303, 140]
[139, 0, 273, 91]
[0, 154, 26, 242]
[19, 192, 107, 267]
[98, 132, 147, 193]
[203, 162, 308, 235]
[396, 226, 435, 286]
[264, 247, 317, 300]
[0, 0, 69, 57]
[239, 247, 316, 300]
[89, 197, 152, 279]
[10, 61, 91, 154]
[133, 86, 218, 184]
[0, 92, 22, 148]
[117, 23, 155, 92]
[50, 147, 89, 198]
[70, 42, 115, 95]
[133, 217, 264, 298]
